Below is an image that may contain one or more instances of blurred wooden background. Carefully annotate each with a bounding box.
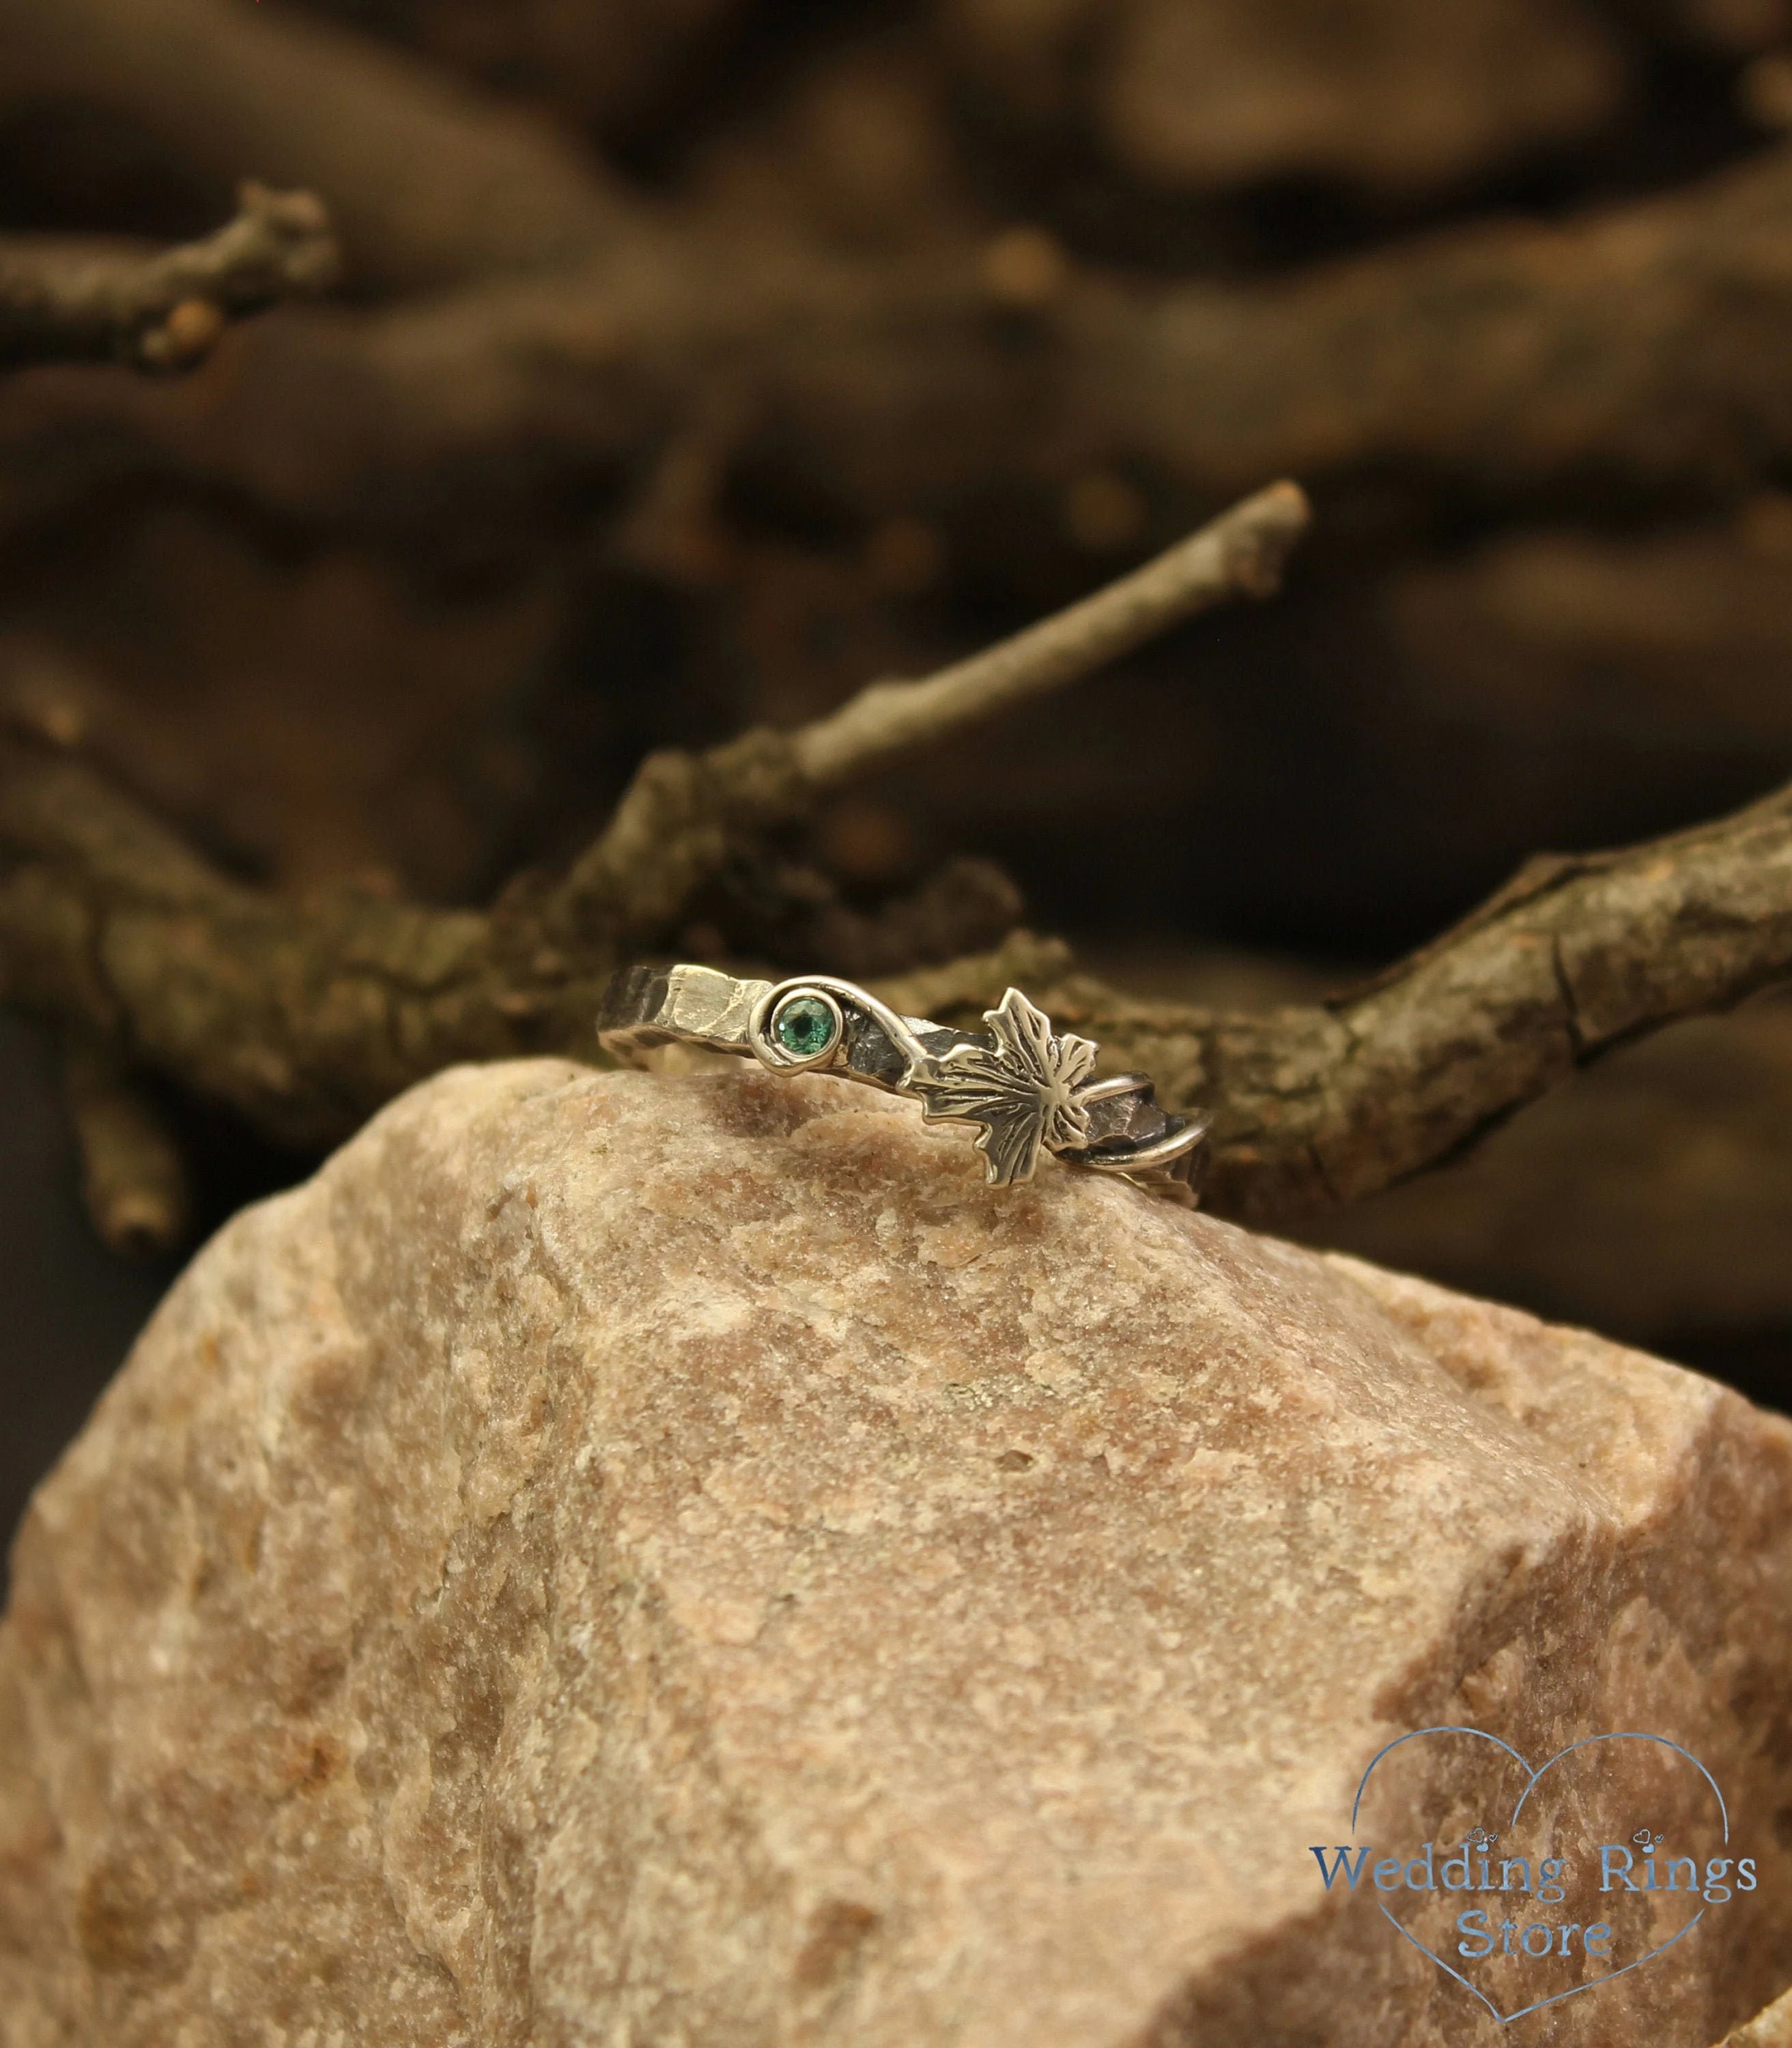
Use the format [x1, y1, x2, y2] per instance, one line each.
[4, 0, 1792, 1539]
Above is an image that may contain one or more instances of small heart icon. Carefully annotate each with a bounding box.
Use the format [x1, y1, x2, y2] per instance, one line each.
[1346, 1726, 1731, 2025]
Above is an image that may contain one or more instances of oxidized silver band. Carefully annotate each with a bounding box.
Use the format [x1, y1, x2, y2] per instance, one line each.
[597, 963, 1208, 1203]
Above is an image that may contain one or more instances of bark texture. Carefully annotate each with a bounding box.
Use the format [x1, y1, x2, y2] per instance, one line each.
[3, 712, 1784, 1224]
[0, 185, 337, 370]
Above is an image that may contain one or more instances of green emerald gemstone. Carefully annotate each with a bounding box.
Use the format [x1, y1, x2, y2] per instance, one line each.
[773, 993, 838, 1059]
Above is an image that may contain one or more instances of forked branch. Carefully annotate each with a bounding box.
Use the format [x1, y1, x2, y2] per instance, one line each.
[3, 479, 1787, 1235]
[0, 486, 1304, 1166]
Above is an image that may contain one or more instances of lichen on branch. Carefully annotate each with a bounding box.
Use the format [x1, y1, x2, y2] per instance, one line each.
[0, 184, 339, 371]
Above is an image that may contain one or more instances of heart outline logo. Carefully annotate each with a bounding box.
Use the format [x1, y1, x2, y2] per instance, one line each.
[1350, 1726, 1729, 2025]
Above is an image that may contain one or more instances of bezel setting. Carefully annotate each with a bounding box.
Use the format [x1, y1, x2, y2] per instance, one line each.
[757, 985, 846, 1072]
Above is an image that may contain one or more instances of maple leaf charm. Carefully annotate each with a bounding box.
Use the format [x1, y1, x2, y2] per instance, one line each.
[907, 987, 1098, 1185]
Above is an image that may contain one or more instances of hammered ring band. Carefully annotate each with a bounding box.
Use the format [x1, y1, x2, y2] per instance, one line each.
[597, 963, 1208, 1204]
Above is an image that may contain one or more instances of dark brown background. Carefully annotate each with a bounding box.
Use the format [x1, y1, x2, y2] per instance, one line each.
[5, 0, 1792, 1544]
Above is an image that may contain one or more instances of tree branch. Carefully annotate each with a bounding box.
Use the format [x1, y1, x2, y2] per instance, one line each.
[5, 89, 1792, 548]
[789, 481, 1309, 784]
[883, 788, 1792, 1221]
[0, 487, 1305, 1162]
[0, 0, 621, 289]
[0, 185, 339, 371]
[554, 483, 1310, 943]
[61, 1043, 188, 1257]
[3, 481, 1789, 1234]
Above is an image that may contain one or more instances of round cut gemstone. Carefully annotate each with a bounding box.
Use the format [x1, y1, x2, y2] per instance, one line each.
[772, 993, 838, 1059]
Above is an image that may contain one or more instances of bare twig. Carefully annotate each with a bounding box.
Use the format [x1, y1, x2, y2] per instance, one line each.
[3, 494, 1790, 1235]
[0, 0, 621, 289]
[790, 482, 1310, 784]
[0, 185, 339, 371]
[60, 1045, 188, 1257]
[0, 493, 1302, 1170]
[556, 483, 1311, 941]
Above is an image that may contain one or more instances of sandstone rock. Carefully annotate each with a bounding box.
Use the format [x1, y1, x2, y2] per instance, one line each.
[3, 1060, 1792, 2046]
[1722, 1982, 1792, 2047]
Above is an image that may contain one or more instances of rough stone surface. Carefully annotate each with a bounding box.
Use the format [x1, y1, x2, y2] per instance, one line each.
[3, 1060, 1792, 2047]
[1722, 1982, 1792, 2047]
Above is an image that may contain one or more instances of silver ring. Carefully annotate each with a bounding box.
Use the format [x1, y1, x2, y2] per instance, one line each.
[597, 963, 1208, 1204]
